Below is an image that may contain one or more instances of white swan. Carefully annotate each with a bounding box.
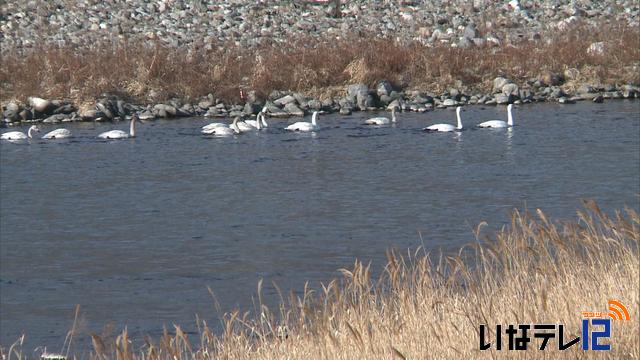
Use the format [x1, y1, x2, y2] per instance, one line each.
[205, 117, 241, 137]
[245, 107, 268, 129]
[364, 108, 397, 125]
[285, 111, 319, 132]
[202, 122, 229, 133]
[98, 114, 138, 139]
[423, 107, 463, 132]
[42, 128, 72, 139]
[477, 104, 514, 128]
[235, 119, 259, 132]
[1, 125, 40, 140]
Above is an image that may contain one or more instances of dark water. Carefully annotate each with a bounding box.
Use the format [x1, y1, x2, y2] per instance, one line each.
[1, 101, 639, 351]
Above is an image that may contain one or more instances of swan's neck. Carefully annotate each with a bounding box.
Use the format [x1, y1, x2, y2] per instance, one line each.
[507, 106, 514, 126]
[232, 120, 240, 134]
[456, 109, 463, 129]
[27, 127, 34, 138]
[261, 113, 268, 127]
[255, 113, 262, 130]
[391, 109, 397, 123]
[311, 112, 318, 126]
[130, 117, 137, 137]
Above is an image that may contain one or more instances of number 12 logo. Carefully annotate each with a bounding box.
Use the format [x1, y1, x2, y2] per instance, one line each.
[582, 318, 611, 350]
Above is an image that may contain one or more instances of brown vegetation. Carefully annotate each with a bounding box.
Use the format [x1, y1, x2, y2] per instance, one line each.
[1, 21, 638, 105]
[2, 201, 638, 359]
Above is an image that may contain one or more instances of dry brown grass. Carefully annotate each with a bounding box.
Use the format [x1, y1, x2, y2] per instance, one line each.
[3, 200, 637, 359]
[1, 21, 638, 105]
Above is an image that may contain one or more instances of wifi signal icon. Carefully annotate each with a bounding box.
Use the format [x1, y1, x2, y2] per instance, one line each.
[608, 299, 630, 321]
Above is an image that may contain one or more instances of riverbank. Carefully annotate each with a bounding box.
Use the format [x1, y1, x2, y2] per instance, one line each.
[1, 19, 639, 125]
[2, 201, 638, 359]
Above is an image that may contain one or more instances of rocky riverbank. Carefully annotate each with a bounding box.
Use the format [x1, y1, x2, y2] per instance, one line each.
[2, 79, 639, 126]
[1, 0, 639, 124]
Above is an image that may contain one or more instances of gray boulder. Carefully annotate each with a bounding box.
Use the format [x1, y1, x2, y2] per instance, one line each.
[307, 99, 322, 111]
[321, 98, 335, 110]
[116, 100, 127, 117]
[443, 98, 458, 107]
[376, 80, 393, 97]
[42, 114, 70, 123]
[53, 104, 76, 115]
[138, 110, 156, 120]
[96, 102, 115, 120]
[495, 94, 511, 104]
[153, 104, 177, 118]
[198, 99, 213, 110]
[292, 93, 308, 107]
[379, 95, 393, 105]
[28, 97, 54, 113]
[549, 87, 566, 99]
[274, 95, 297, 106]
[19, 109, 34, 121]
[338, 97, 355, 112]
[577, 84, 595, 94]
[80, 109, 105, 121]
[457, 37, 473, 48]
[263, 101, 282, 115]
[284, 103, 304, 117]
[463, 23, 477, 39]
[347, 84, 369, 110]
[339, 107, 352, 115]
[3, 102, 22, 122]
[492, 77, 512, 93]
[502, 83, 519, 97]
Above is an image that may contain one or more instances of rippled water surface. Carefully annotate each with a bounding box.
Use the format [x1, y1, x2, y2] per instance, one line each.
[1, 101, 639, 350]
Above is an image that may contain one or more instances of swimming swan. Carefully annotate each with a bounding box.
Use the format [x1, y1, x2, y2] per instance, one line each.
[285, 111, 319, 132]
[205, 117, 241, 137]
[1, 125, 40, 140]
[423, 107, 463, 132]
[364, 108, 397, 125]
[42, 128, 72, 139]
[477, 104, 514, 128]
[202, 122, 229, 133]
[202, 108, 269, 133]
[245, 107, 268, 129]
[98, 114, 139, 139]
[235, 119, 260, 132]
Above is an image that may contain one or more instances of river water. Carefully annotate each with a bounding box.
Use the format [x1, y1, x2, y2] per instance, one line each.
[1, 101, 638, 351]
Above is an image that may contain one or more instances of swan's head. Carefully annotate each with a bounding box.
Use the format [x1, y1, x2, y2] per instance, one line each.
[456, 106, 462, 115]
[28, 125, 40, 132]
[130, 113, 147, 124]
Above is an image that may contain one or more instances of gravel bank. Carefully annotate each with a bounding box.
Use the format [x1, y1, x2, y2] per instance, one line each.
[2, 0, 639, 50]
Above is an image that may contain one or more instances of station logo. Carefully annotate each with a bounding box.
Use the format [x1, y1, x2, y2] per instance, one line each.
[479, 299, 631, 351]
